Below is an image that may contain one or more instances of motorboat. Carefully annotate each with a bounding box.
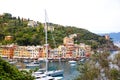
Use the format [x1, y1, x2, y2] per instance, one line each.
[54, 76, 64, 80]
[9, 60, 17, 65]
[68, 60, 76, 64]
[46, 70, 64, 77]
[70, 63, 76, 66]
[26, 61, 39, 68]
[33, 73, 54, 80]
[23, 59, 31, 63]
[8, 59, 17, 65]
[38, 58, 46, 62]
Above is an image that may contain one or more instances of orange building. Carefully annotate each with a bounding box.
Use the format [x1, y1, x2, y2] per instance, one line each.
[63, 37, 75, 58]
[1, 45, 15, 58]
[38, 44, 51, 58]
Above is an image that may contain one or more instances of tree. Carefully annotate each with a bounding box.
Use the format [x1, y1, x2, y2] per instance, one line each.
[3, 13, 12, 19]
[114, 53, 120, 68]
[76, 52, 120, 80]
[0, 57, 34, 80]
[18, 16, 21, 25]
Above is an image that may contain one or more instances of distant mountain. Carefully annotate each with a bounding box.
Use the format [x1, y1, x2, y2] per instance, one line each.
[99, 32, 120, 48]
[109, 32, 120, 42]
[109, 32, 120, 48]
[99, 32, 120, 42]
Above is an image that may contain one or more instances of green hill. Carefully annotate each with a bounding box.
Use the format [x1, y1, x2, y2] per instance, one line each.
[0, 13, 116, 49]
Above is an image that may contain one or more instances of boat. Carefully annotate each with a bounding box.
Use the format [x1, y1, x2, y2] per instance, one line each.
[26, 61, 40, 68]
[38, 58, 46, 62]
[32, 10, 63, 80]
[32, 69, 55, 80]
[68, 60, 76, 64]
[9, 60, 17, 65]
[33, 72, 63, 80]
[68, 60, 77, 66]
[47, 70, 64, 77]
[8, 59, 17, 65]
[32, 69, 63, 79]
[33, 68, 64, 77]
[54, 76, 64, 80]
[34, 73, 54, 80]
[23, 59, 31, 63]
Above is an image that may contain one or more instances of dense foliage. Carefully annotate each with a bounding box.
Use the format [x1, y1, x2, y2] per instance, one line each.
[0, 13, 115, 49]
[0, 57, 34, 80]
[76, 52, 120, 80]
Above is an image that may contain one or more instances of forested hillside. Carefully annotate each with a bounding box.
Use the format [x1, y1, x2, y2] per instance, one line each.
[0, 13, 115, 49]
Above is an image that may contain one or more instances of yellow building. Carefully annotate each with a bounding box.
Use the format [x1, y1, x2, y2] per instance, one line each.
[14, 46, 31, 58]
[58, 45, 66, 58]
[5, 36, 13, 41]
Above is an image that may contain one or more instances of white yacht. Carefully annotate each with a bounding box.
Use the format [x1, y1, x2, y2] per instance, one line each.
[68, 60, 76, 64]
[32, 70, 63, 80]
[46, 70, 64, 77]
[34, 73, 54, 80]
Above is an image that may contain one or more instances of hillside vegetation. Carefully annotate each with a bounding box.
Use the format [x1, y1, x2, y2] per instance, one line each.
[0, 13, 115, 49]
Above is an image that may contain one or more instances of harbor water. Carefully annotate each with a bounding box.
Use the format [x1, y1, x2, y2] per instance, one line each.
[27, 61, 79, 80]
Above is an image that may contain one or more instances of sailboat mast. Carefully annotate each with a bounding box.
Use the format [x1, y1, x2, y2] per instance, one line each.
[45, 10, 48, 74]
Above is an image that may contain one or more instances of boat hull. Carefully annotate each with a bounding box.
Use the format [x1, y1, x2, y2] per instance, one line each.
[47, 70, 64, 77]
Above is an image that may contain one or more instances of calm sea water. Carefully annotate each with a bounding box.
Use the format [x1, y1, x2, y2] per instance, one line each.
[27, 61, 79, 80]
[6, 57, 80, 80]
[48, 61, 79, 80]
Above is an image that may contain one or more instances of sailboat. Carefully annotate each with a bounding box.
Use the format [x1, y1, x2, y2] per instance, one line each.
[32, 10, 63, 80]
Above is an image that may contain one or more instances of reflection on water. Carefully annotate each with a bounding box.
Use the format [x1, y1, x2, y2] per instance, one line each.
[16, 61, 79, 80]
[48, 61, 79, 80]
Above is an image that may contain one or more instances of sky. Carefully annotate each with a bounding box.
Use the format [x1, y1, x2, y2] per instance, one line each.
[0, 0, 120, 33]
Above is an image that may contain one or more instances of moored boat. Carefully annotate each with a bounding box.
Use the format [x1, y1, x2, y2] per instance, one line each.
[46, 70, 64, 77]
[26, 61, 39, 68]
[68, 60, 76, 64]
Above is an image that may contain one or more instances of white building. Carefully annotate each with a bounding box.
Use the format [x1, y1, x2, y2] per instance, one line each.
[27, 20, 38, 27]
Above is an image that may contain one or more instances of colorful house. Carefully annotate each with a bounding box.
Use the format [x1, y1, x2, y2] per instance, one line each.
[63, 37, 75, 58]
[0, 45, 15, 58]
[14, 46, 31, 58]
[58, 45, 66, 58]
